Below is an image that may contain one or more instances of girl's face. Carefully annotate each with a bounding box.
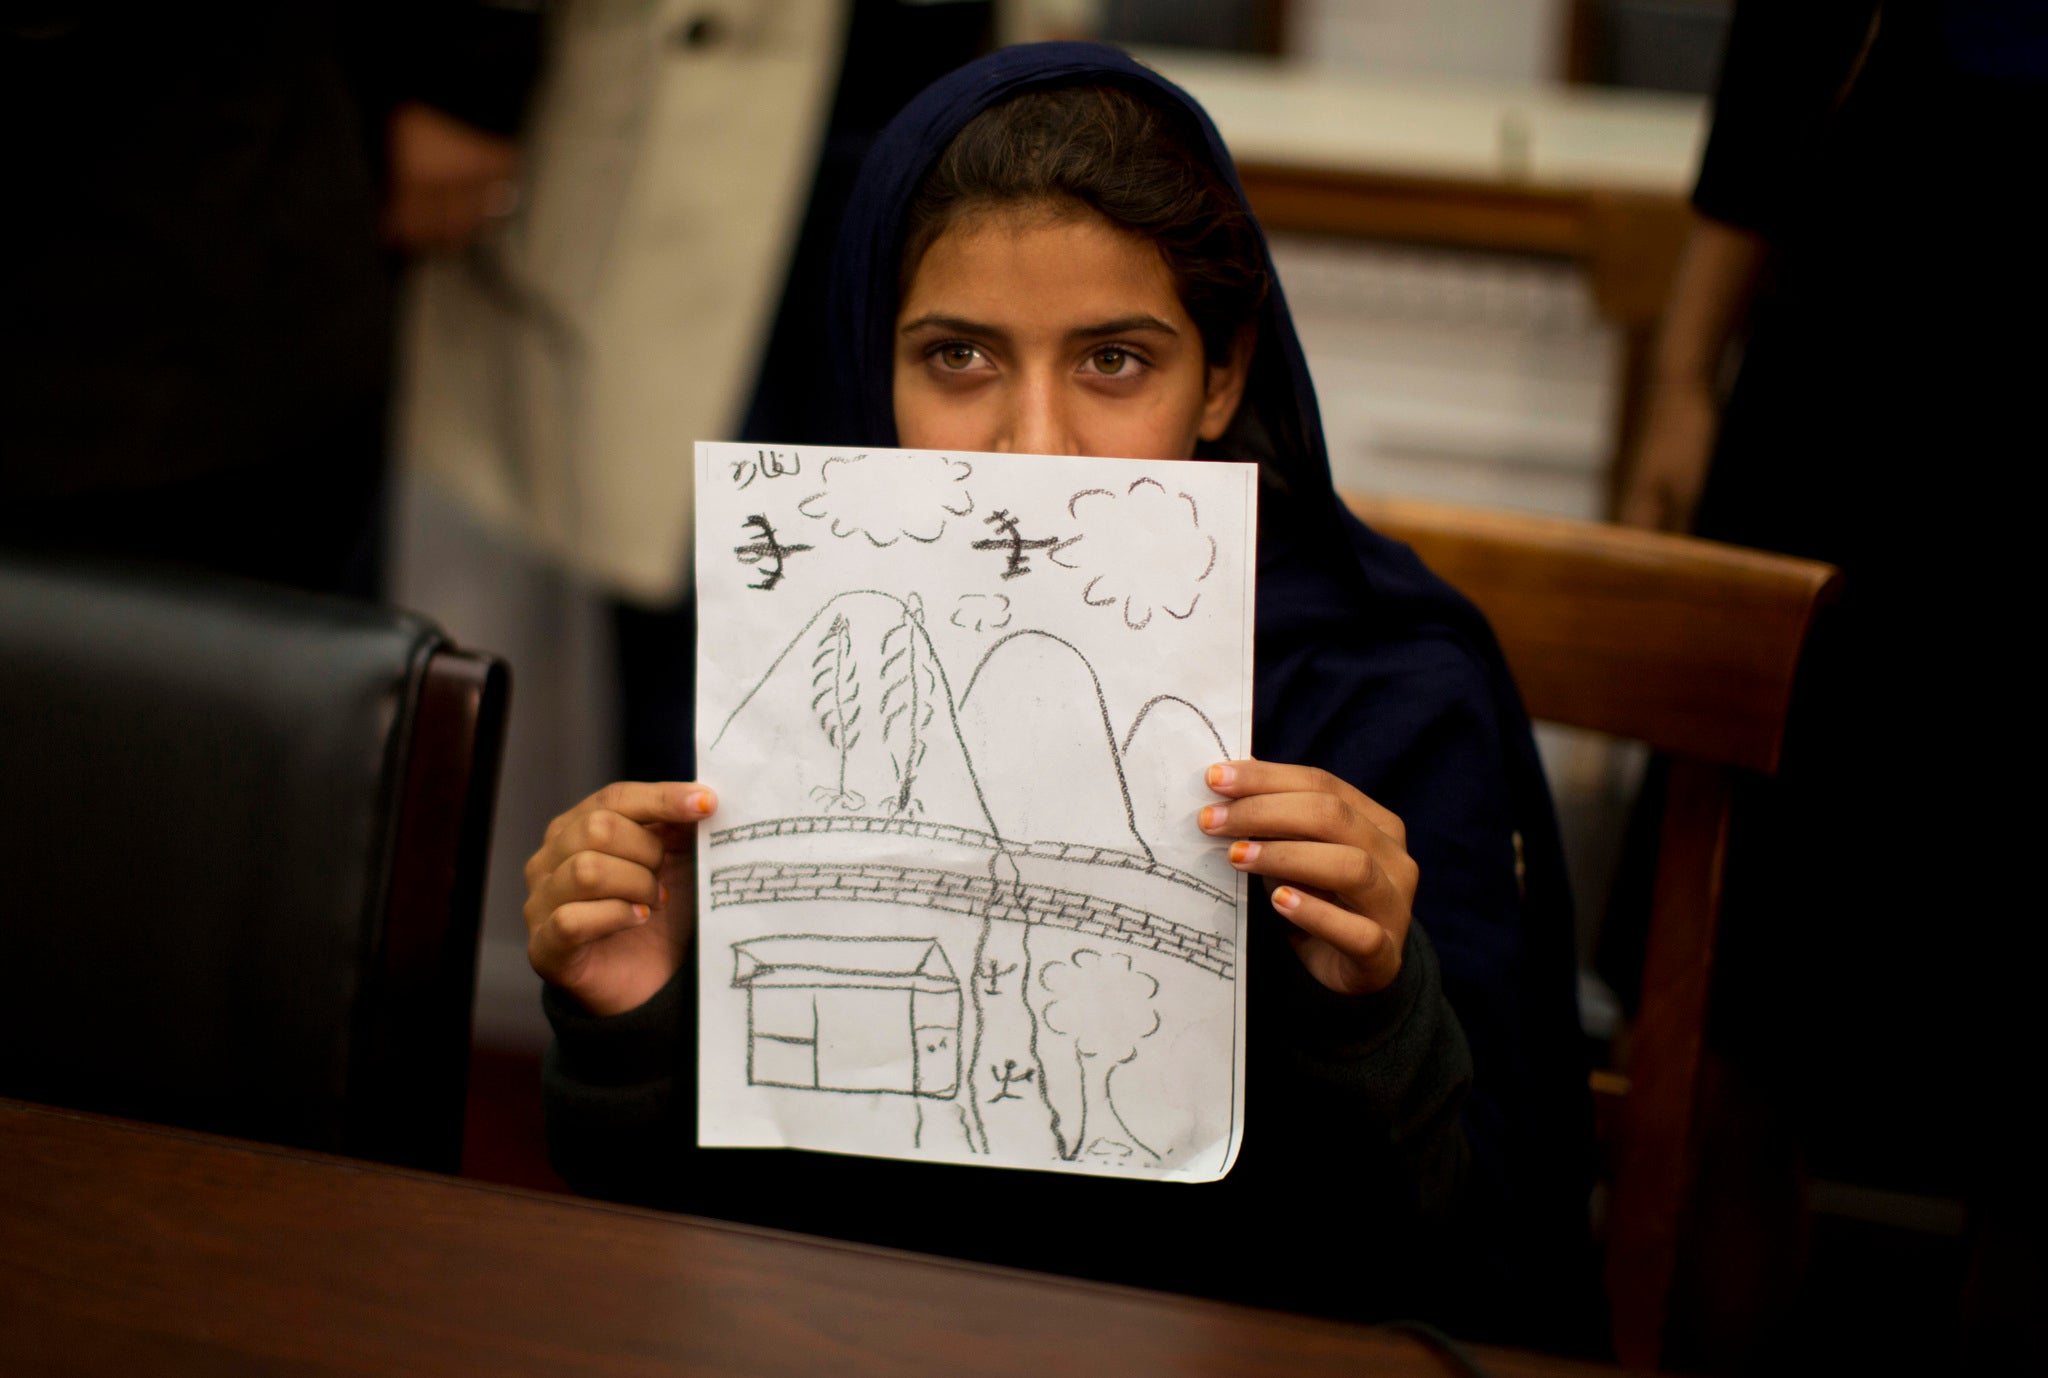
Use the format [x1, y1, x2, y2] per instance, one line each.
[892, 204, 1249, 460]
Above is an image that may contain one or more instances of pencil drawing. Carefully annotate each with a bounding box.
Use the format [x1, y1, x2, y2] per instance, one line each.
[808, 613, 866, 810]
[797, 451, 975, 547]
[729, 448, 803, 490]
[734, 514, 813, 591]
[970, 509, 1064, 579]
[1054, 477, 1217, 629]
[707, 584, 1237, 1168]
[949, 593, 1012, 633]
[731, 936, 962, 1099]
[1040, 948, 1164, 1163]
[878, 594, 937, 816]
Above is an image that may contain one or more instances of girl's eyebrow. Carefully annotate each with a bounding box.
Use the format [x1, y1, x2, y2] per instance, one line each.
[899, 313, 1006, 338]
[1066, 314, 1180, 341]
[896, 313, 1181, 340]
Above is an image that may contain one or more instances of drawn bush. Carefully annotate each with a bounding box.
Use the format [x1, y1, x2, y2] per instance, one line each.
[878, 594, 937, 816]
[1039, 947, 1163, 1161]
[808, 613, 865, 810]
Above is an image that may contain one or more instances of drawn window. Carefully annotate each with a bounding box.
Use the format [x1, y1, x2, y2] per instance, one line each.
[748, 988, 818, 1089]
[751, 987, 815, 1042]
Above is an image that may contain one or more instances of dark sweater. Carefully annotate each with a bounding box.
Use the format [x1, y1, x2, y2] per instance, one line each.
[543, 612, 1565, 1338]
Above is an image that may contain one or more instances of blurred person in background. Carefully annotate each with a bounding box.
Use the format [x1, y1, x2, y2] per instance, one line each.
[621, 0, 1006, 781]
[1615, 0, 2045, 1364]
[399, 0, 1115, 784]
[0, 2, 544, 598]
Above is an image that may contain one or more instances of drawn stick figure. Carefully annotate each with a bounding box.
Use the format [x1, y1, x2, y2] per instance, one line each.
[977, 957, 1019, 995]
[988, 1059, 1035, 1103]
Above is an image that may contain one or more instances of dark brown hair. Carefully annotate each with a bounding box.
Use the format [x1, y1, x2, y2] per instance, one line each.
[899, 84, 1269, 367]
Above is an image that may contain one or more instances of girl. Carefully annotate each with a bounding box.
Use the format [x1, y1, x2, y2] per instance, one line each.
[525, 43, 1593, 1346]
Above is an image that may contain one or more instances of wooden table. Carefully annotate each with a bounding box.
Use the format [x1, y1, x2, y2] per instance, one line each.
[0, 1101, 1616, 1377]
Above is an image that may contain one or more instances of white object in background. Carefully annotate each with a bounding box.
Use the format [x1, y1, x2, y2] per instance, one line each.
[1273, 237, 1619, 521]
[1138, 46, 1708, 193]
[694, 442, 1256, 1181]
[1288, 0, 1569, 85]
[401, 0, 848, 606]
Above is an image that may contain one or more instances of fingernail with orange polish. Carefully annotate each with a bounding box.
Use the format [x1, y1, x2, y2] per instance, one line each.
[1207, 763, 1234, 790]
[1200, 805, 1227, 832]
[1271, 886, 1300, 913]
[1230, 841, 1259, 867]
[632, 903, 651, 919]
[659, 884, 670, 906]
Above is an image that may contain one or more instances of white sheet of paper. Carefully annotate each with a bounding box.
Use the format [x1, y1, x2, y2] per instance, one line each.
[694, 441, 1256, 1182]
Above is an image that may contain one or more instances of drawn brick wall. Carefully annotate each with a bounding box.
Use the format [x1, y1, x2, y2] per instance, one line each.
[709, 816, 1230, 905]
[708, 860, 1235, 979]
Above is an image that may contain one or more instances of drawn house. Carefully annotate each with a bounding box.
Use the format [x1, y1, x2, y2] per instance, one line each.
[731, 936, 962, 1098]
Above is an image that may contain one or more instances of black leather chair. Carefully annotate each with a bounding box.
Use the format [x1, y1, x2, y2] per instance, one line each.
[0, 554, 509, 1172]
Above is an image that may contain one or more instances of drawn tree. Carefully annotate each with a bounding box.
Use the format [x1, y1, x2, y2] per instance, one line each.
[1040, 948, 1162, 1161]
[877, 593, 936, 815]
[807, 612, 865, 810]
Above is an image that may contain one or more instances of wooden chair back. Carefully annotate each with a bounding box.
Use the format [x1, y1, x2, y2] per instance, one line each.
[356, 645, 511, 1170]
[1343, 493, 1842, 1370]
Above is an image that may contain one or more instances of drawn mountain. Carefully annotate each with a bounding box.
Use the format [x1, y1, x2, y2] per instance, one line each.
[955, 629, 1149, 858]
[713, 591, 986, 826]
[713, 592, 1226, 862]
[1120, 696, 1232, 881]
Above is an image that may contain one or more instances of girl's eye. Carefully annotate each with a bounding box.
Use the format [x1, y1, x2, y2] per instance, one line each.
[1085, 347, 1143, 377]
[936, 344, 984, 370]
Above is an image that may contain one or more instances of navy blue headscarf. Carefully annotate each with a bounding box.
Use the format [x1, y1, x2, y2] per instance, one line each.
[830, 43, 1339, 531]
[827, 43, 1521, 726]
[825, 43, 1594, 1344]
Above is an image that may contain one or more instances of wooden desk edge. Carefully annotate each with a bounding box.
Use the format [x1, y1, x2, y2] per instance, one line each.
[2, 1099, 1616, 1378]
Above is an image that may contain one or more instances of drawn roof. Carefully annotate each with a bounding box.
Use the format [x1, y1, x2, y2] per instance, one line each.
[731, 936, 959, 992]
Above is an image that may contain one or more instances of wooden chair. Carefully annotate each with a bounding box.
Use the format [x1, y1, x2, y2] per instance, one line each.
[0, 554, 510, 1173]
[1343, 493, 1842, 1371]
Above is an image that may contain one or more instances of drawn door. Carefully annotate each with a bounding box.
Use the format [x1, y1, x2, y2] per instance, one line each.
[911, 989, 962, 1097]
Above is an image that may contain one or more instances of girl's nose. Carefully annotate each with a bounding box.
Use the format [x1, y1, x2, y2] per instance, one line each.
[1002, 373, 1074, 456]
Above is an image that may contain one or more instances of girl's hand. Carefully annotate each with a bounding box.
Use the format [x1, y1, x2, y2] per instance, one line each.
[1201, 760, 1417, 996]
[523, 781, 717, 1017]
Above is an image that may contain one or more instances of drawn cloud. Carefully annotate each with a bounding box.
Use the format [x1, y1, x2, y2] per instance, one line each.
[1053, 478, 1217, 629]
[949, 593, 1012, 633]
[798, 452, 974, 547]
